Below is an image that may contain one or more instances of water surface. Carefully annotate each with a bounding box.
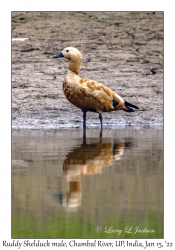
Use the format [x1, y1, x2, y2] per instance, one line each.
[12, 127, 163, 238]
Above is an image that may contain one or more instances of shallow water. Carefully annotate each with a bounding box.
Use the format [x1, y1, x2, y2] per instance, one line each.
[12, 127, 163, 239]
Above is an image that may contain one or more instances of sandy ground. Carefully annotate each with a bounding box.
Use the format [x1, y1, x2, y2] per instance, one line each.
[12, 12, 163, 129]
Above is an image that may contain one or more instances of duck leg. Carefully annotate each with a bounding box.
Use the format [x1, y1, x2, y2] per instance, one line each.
[99, 113, 103, 129]
[99, 113, 103, 137]
[83, 126, 86, 143]
[83, 111, 87, 141]
[83, 111, 86, 128]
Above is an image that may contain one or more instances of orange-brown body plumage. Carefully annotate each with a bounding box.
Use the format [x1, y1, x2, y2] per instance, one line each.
[53, 47, 139, 130]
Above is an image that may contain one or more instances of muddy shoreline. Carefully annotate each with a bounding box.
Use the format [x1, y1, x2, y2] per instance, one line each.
[12, 12, 163, 129]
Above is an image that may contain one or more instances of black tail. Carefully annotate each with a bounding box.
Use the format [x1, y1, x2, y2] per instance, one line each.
[124, 100, 139, 112]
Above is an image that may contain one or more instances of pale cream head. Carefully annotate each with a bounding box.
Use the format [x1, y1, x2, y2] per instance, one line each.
[61, 47, 82, 61]
[53, 47, 82, 74]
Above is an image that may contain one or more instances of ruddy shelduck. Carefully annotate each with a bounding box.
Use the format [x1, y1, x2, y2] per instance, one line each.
[53, 47, 139, 130]
[60, 138, 125, 209]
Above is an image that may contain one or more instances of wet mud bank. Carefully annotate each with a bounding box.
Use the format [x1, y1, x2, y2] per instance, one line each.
[12, 12, 163, 128]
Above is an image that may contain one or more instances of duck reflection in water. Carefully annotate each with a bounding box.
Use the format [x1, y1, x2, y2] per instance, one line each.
[53, 136, 133, 211]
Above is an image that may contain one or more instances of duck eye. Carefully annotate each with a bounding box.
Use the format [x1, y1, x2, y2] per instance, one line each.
[66, 50, 69, 53]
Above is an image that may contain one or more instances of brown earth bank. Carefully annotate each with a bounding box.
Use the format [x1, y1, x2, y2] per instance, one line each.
[12, 11, 163, 129]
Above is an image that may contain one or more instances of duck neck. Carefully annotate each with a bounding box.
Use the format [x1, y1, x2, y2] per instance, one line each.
[69, 57, 81, 75]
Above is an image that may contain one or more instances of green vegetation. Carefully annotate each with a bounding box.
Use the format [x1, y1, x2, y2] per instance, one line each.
[12, 211, 163, 239]
[158, 54, 163, 59]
